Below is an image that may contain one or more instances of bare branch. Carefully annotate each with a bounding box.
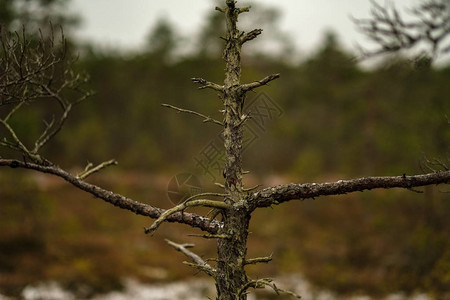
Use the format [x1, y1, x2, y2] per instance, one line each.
[162, 103, 224, 126]
[76, 159, 118, 180]
[244, 254, 273, 265]
[33, 103, 72, 152]
[421, 156, 449, 172]
[183, 192, 227, 203]
[165, 239, 216, 277]
[215, 182, 226, 189]
[238, 6, 251, 14]
[243, 184, 262, 192]
[0, 25, 92, 161]
[0, 159, 223, 233]
[0, 113, 43, 164]
[188, 233, 231, 239]
[249, 171, 450, 209]
[215, 6, 226, 13]
[241, 74, 280, 92]
[238, 278, 301, 299]
[145, 199, 230, 235]
[192, 77, 224, 92]
[206, 208, 223, 226]
[240, 29, 263, 44]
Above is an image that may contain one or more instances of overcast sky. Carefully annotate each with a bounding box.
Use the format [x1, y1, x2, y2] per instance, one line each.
[69, 0, 417, 55]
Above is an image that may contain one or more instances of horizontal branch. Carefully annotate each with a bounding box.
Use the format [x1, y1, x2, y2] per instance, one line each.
[249, 171, 450, 209]
[238, 6, 251, 14]
[191, 77, 224, 92]
[165, 239, 216, 277]
[215, 6, 225, 13]
[240, 29, 263, 44]
[244, 254, 273, 265]
[0, 159, 222, 233]
[241, 74, 280, 92]
[162, 103, 224, 126]
[188, 233, 231, 239]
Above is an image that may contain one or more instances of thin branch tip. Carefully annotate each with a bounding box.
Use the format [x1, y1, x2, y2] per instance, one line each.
[215, 6, 225, 13]
[76, 159, 118, 180]
[166, 239, 216, 277]
[241, 73, 280, 92]
[191, 77, 224, 92]
[244, 254, 273, 265]
[240, 29, 263, 44]
[162, 103, 224, 126]
[239, 6, 251, 14]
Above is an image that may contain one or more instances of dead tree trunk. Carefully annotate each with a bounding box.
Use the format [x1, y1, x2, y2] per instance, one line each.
[217, 2, 253, 298]
[216, 2, 278, 298]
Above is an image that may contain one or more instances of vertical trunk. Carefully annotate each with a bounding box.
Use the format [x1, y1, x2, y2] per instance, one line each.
[223, 0, 244, 198]
[216, 209, 250, 300]
[216, 1, 249, 299]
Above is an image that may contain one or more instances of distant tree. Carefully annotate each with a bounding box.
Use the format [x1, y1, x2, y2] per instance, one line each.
[0, 0, 78, 33]
[354, 0, 450, 66]
[145, 18, 178, 61]
[1, 1, 449, 300]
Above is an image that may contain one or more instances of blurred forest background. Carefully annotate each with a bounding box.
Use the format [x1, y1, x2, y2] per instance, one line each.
[1, 0, 449, 298]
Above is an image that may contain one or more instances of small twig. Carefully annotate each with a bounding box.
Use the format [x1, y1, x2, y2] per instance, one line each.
[407, 187, 424, 194]
[191, 77, 224, 92]
[237, 113, 251, 127]
[183, 262, 216, 277]
[206, 208, 222, 226]
[238, 6, 251, 14]
[187, 233, 231, 239]
[162, 103, 224, 126]
[33, 103, 72, 152]
[243, 184, 262, 192]
[81, 161, 94, 173]
[3, 101, 24, 122]
[215, 182, 226, 189]
[244, 254, 273, 265]
[241, 73, 280, 92]
[183, 192, 227, 204]
[240, 29, 263, 44]
[0, 117, 43, 164]
[166, 239, 216, 277]
[76, 159, 118, 180]
[215, 6, 225, 13]
[237, 278, 301, 299]
[145, 199, 230, 234]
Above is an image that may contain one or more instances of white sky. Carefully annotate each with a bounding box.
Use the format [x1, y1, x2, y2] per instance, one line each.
[69, 0, 417, 55]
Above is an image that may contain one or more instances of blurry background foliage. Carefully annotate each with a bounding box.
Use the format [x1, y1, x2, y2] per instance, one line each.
[0, 0, 449, 298]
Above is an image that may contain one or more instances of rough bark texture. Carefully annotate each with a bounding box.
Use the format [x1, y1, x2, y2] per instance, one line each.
[223, 0, 244, 198]
[216, 206, 251, 300]
[249, 171, 450, 210]
[216, 1, 250, 299]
